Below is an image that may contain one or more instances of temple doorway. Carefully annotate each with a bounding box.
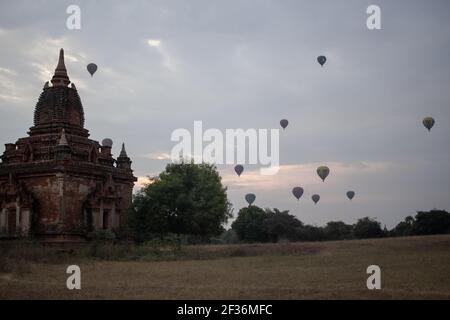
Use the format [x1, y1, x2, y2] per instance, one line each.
[7, 210, 16, 235]
[86, 209, 93, 232]
[103, 210, 110, 230]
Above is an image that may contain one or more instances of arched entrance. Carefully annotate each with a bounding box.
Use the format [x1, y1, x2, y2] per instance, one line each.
[7, 208, 17, 235]
[103, 210, 110, 230]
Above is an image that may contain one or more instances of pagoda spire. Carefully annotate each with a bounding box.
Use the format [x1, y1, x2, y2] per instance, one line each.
[51, 48, 71, 87]
[119, 143, 128, 158]
[117, 143, 132, 169]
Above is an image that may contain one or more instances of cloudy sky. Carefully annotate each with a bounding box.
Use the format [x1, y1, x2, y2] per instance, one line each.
[1, 0, 449, 228]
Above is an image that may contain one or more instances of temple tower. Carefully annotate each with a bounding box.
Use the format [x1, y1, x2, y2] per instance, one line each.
[0, 49, 137, 242]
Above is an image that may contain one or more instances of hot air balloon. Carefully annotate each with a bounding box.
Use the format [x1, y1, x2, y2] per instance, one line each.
[87, 63, 98, 77]
[245, 193, 256, 206]
[280, 119, 289, 130]
[312, 194, 320, 204]
[347, 191, 355, 200]
[234, 165, 244, 177]
[423, 117, 435, 132]
[317, 166, 330, 182]
[292, 187, 304, 200]
[317, 56, 327, 67]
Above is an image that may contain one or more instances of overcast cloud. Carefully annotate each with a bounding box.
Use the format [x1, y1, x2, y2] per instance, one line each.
[1, 0, 450, 228]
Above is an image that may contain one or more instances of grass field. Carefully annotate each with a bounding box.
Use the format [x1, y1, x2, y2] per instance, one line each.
[1, 235, 450, 299]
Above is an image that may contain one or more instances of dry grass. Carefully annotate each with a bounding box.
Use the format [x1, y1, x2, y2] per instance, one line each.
[1, 235, 450, 299]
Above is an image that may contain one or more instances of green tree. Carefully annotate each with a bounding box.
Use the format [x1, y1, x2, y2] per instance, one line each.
[263, 208, 303, 242]
[324, 221, 354, 240]
[231, 206, 270, 243]
[128, 161, 232, 242]
[412, 210, 450, 235]
[392, 216, 415, 237]
[353, 217, 383, 239]
[297, 225, 325, 242]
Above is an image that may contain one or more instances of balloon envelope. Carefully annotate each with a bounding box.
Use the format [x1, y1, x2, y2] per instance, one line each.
[280, 119, 289, 130]
[87, 63, 98, 77]
[234, 165, 244, 177]
[347, 191, 355, 200]
[245, 193, 256, 206]
[423, 117, 435, 131]
[317, 56, 327, 66]
[292, 187, 304, 200]
[312, 194, 320, 204]
[317, 166, 330, 182]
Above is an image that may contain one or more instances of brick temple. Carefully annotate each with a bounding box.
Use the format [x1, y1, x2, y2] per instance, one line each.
[0, 49, 137, 242]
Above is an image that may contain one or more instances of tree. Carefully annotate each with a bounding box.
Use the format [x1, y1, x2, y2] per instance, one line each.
[128, 161, 232, 242]
[353, 217, 383, 239]
[297, 224, 325, 242]
[127, 191, 170, 242]
[392, 216, 415, 237]
[412, 210, 450, 235]
[263, 208, 303, 242]
[324, 221, 354, 240]
[231, 206, 270, 243]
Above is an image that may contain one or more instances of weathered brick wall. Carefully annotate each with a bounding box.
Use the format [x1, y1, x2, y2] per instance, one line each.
[21, 174, 133, 232]
[22, 175, 60, 226]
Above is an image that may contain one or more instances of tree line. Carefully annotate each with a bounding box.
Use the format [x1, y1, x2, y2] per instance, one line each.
[127, 161, 450, 244]
[227, 206, 450, 243]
